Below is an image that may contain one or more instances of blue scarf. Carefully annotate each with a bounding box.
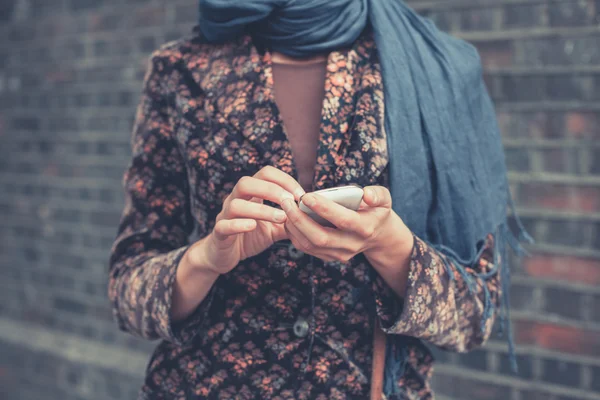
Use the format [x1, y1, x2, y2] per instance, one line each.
[198, 0, 532, 396]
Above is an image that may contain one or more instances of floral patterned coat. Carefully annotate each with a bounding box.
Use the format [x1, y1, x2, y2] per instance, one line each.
[108, 29, 500, 400]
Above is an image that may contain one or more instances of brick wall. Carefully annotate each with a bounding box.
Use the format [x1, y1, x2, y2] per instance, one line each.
[0, 0, 598, 399]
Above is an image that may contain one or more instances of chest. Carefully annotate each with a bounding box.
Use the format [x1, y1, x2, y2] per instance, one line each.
[171, 42, 389, 224]
[271, 60, 327, 192]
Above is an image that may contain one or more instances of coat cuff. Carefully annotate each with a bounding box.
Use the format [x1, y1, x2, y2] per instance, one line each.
[372, 235, 434, 335]
[152, 245, 216, 346]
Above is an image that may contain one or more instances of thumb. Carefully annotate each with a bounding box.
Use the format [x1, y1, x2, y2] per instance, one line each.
[362, 186, 391, 208]
[362, 186, 379, 207]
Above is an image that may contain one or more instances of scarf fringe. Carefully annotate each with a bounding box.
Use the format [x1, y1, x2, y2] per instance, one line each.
[384, 336, 408, 396]
[497, 190, 534, 372]
[382, 190, 533, 395]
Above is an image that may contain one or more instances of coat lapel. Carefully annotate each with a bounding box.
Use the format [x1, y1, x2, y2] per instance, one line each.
[178, 31, 388, 191]
[181, 35, 296, 178]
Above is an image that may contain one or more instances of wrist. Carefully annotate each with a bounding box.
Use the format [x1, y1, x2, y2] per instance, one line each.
[364, 212, 414, 275]
[364, 212, 413, 298]
[368, 212, 413, 255]
[181, 236, 221, 278]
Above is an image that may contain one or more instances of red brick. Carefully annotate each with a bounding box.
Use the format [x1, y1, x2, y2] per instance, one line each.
[435, 375, 512, 400]
[433, 373, 513, 400]
[539, 148, 579, 174]
[524, 254, 600, 285]
[527, 112, 550, 138]
[43, 163, 59, 177]
[566, 112, 600, 139]
[45, 70, 75, 84]
[515, 320, 600, 356]
[431, 373, 457, 397]
[131, 5, 165, 27]
[496, 111, 511, 136]
[520, 183, 600, 212]
[88, 12, 122, 32]
[520, 389, 560, 400]
[40, 17, 67, 38]
[457, 379, 512, 400]
[476, 41, 513, 68]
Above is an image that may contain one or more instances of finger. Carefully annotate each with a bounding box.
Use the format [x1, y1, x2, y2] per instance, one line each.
[213, 218, 257, 241]
[282, 199, 328, 247]
[362, 186, 392, 208]
[231, 176, 295, 205]
[284, 216, 362, 262]
[225, 198, 287, 223]
[284, 219, 313, 252]
[282, 198, 336, 249]
[299, 193, 361, 232]
[284, 222, 350, 260]
[285, 214, 361, 257]
[254, 166, 305, 201]
[357, 199, 369, 211]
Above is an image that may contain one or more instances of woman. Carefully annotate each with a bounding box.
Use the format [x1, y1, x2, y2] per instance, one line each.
[109, 1, 529, 399]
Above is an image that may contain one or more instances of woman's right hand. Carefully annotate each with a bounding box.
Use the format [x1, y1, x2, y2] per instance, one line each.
[185, 166, 305, 275]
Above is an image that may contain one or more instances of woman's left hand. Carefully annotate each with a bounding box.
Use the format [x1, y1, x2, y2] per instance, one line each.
[280, 185, 412, 263]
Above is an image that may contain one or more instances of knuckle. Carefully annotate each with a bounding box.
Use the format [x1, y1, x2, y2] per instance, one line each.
[338, 217, 353, 230]
[228, 198, 243, 215]
[360, 225, 375, 237]
[213, 220, 225, 234]
[262, 165, 276, 175]
[257, 165, 277, 181]
[237, 176, 251, 192]
[314, 235, 329, 248]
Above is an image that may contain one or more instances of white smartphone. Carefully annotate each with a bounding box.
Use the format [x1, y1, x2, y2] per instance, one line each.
[298, 184, 364, 227]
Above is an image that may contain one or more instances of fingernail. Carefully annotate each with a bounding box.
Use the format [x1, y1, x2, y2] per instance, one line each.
[294, 187, 305, 200]
[370, 189, 378, 203]
[274, 210, 286, 222]
[302, 194, 315, 207]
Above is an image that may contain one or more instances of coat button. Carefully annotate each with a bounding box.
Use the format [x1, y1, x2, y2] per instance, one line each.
[293, 317, 309, 338]
[288, 243, 305, 260]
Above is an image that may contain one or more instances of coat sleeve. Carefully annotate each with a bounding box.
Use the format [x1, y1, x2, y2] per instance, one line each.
[108, 51, 216, 345]
[371, 234, 499, 352]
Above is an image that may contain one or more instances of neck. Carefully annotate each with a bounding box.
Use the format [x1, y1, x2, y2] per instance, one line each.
[271, 51, 327, 65]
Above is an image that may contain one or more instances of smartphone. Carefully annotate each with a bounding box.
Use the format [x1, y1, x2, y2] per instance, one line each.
[298, 184, 364, 227]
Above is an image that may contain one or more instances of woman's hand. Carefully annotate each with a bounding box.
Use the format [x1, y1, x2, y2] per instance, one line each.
[185, 166, 304, 275]
[281, 185, 413, 263]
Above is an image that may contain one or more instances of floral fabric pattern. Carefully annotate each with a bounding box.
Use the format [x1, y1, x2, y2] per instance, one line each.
[108, 29, 500, 400]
